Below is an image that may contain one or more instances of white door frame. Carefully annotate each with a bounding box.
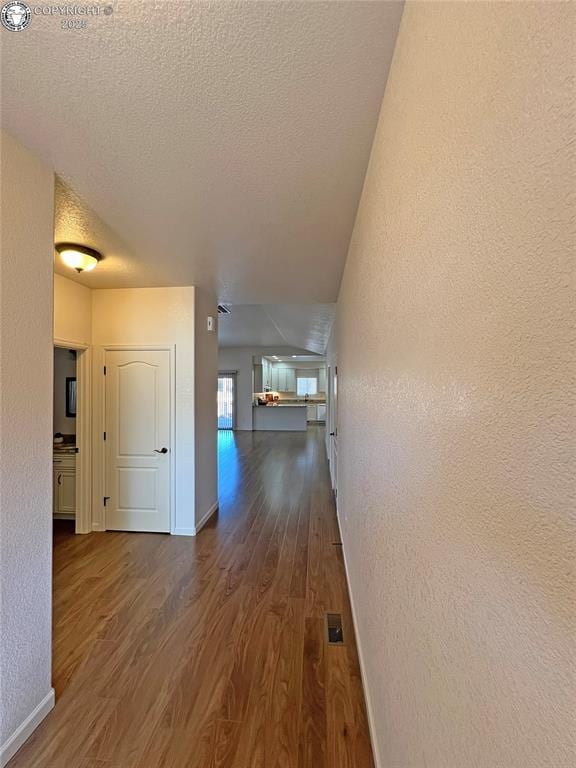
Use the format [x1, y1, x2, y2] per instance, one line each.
[93, 344, 176, 533]
[53, 338, 92, 534]
[218, 370, 238, 430]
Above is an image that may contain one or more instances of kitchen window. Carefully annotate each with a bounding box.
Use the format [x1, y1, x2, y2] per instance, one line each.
[296, 376, 317, 396]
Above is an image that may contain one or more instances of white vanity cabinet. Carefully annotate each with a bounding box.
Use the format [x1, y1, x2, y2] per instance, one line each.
[53, 452, 76, 519]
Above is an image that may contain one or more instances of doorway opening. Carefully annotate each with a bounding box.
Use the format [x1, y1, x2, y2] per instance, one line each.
[53, 342, 91, 534]
[218, 372, 236, 430]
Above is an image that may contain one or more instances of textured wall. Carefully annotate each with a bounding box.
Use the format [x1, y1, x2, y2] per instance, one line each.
[194, 289, 218, 527]
[337, 3, 575, 767]
[0, 133, 55, 746]
[54, 273, 92, 346]
[92, 288, 197, 533]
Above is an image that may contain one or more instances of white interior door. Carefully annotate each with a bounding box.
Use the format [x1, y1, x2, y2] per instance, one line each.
[105, 349, 171, 532]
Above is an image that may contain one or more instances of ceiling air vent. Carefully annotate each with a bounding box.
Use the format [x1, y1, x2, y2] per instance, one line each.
[217, 304, 231, 315]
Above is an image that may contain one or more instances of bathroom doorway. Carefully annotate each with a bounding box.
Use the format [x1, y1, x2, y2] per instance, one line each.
[53, 342, 91, 534]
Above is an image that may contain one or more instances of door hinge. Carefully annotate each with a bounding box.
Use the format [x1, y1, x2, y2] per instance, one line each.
[103, 496, 110, 507]
[103, 365, 107, 375]
[103, 431, 107, 441]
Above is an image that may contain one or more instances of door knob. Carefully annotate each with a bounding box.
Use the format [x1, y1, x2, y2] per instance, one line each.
[329, 432, 335, 436]
[154, 447, 168, 454]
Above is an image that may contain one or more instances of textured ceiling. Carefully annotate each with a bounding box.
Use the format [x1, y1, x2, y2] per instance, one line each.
[53, 178, 148, 285]
[218, 306, 292, 348]
[218, 303, 334, 354]
[2, 0, 403, 302]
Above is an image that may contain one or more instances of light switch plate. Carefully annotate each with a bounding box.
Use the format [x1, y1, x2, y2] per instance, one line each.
[207, 316, 215, 332]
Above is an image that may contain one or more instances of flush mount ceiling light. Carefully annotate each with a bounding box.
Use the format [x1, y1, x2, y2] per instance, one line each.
[55, 243, 102, 273]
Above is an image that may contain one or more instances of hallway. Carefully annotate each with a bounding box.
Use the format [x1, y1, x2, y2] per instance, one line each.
[9, 427, 373, 768]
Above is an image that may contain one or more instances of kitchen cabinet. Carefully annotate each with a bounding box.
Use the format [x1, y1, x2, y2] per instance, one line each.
[262, 359, 268, 389]
[285, 368, 296, 392]
[306, 404, 317, 422]
[257, 358, 273, 391]
[264, 358, 273, 390]
[277, 367, 285, 392]
[317, 404, 326, 422]
[253, 364, 263, 393]
[271, 365, 297, 393]
[53, 453, 76, 518]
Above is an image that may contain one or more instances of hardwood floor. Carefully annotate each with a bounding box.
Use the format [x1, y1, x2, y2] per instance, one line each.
[9, 427, 374, 768]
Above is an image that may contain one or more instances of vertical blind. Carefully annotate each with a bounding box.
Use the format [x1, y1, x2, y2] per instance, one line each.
[217, 375, 235, 429]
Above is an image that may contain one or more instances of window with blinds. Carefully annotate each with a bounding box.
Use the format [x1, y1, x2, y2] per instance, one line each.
[296, 371, 318, 396]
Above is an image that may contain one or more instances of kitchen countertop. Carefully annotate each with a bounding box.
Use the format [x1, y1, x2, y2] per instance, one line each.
[253, 403, 307, 408]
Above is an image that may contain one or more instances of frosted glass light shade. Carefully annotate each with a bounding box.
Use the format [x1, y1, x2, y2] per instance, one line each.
[56, 243, 102, 273]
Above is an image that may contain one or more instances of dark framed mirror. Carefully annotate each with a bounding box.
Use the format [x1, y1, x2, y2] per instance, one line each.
[66, 377, 77, 418]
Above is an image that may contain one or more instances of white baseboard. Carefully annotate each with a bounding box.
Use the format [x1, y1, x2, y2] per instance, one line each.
[0, 688, 55, 768]
[172, 526, 196, 536]
[195, 500, 219, 534]
[336, 512, 381, 768]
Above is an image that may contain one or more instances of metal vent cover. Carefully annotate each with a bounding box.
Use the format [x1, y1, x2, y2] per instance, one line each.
[217, 304, 231, 314]
[326, 613, 344, 645]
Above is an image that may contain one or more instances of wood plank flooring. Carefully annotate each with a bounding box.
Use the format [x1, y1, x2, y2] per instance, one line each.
[9, 427, 373, 768]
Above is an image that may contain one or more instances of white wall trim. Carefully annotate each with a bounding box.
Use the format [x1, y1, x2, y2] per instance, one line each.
[196, 500, 219, 534]
[172, 501, 218, 537]
[54, 337, 89, 350]
[172, 526, 197, 537]
[0, 688, 55, 768]
[336, 512, 381, 768]
[75, 346, 92, 533]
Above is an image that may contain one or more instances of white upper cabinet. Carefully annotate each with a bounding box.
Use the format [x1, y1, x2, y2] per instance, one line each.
[262, 358, 272, 389]
[270, 365, 297, 392]
[285, 368, 296, 392]
[268, 362, 325, 393]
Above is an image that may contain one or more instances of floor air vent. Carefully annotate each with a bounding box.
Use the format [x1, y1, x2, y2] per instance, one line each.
[326, 613, 344, 645]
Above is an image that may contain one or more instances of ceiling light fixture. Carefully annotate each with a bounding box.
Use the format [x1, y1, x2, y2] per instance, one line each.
[55, 243, 102, 273]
